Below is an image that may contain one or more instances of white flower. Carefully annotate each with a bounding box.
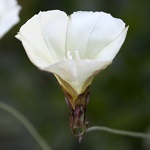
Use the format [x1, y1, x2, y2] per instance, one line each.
[0, 0, 21, 38]
[16, 10, 128, 137]
[16, 10, 128, 99]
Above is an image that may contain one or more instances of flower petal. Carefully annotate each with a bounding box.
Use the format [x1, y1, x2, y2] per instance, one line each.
[66, 11, 101, 59]
[66, 11, 126, 59]
[43, 59, 112, 94]
[95, 26, 128, 61]
[0, 0, 21, 38]
[16, 10, 68, 68]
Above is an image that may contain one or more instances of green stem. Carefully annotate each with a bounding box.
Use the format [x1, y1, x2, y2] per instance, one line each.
[0, 101, 52, 150]
[86, 126, 150, 139]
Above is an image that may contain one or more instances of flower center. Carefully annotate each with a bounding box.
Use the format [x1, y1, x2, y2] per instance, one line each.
[67, 51, 80, 60]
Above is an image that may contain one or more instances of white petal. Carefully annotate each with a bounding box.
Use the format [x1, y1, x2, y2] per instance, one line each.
[67, 11, 101, 59]
[41, 11, 68, 61]
[43, 59, 112, 94]
[95, 26, 128, 61]
[0, 0, 18, 10]
[0, 0, 21, 38]
[16, 10, 68, 68]
[66, 11, 126, 59]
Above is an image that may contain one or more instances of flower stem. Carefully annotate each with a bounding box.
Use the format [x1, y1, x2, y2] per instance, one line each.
[86, 126, 150, 139]
[0, 101, 52, 150]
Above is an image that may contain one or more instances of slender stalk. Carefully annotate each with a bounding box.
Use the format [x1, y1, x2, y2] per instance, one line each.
[86, 126, 150, 139]
[0, 102, 52, 150]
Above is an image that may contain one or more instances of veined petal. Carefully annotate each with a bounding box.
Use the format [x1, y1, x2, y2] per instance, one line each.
[0, 0, 21, 38]
[66, 11, 101, 59]
[66, 11, 126, 59]
[43, 59, 112, 94]
[41, 11, 68, 60]
[95, 26, 128, 61]
[16, 10, 68, 68]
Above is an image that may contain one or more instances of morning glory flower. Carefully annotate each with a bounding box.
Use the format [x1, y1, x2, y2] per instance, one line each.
[0, 0, 21, 38]
[16, 10, 128, 137]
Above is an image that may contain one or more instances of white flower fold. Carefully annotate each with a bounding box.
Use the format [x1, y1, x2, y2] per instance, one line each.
[16, 10, 128, 96]
[0, 0, 21, 38]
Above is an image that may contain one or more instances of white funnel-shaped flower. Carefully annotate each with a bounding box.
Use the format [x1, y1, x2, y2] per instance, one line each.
[16, 10, 128, 98]
[16, 10, 128, 137]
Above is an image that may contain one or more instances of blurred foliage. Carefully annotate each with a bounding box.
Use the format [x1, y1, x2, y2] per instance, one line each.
[0, 0, 150, 150]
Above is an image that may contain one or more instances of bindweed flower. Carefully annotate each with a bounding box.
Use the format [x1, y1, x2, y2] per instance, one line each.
[16, 10, 128, 138]
[0, 0, 21, 38]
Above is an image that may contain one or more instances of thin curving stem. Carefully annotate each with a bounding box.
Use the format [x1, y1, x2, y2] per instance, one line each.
[0, 101, 52, 150]
[86, 126, 150, 139]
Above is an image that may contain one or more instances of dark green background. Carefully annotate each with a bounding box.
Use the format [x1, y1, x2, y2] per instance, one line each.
[0, 0, 150, 149]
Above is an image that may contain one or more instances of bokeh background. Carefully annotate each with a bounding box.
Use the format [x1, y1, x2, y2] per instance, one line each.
[0, 0, 150, 150]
